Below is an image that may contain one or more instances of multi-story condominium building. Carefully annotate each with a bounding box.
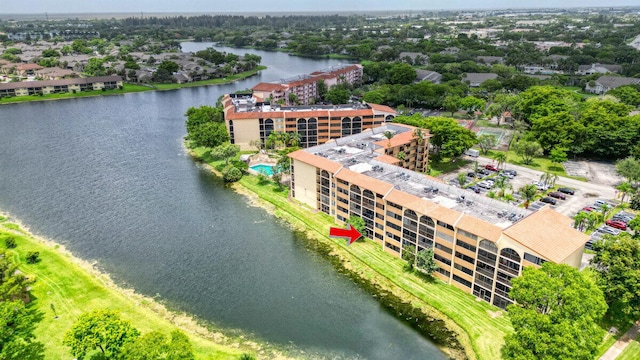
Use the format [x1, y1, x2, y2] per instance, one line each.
[222, 94, 396, 150]
[251, 64, 363, 105]
[288, 123, 588, 309]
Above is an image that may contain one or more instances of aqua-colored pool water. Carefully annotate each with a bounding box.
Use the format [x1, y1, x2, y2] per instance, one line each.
[250, 164, 275, 176]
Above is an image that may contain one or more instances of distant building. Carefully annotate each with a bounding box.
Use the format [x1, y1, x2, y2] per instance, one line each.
[577, 64, 623, 76]
[222, 94, 396, 150]
[415, 70, 442, 84]
[585, 76, 640, 95]
[0, 76, 123, 98]
[398, 52, 429, 65]
[288, 123, 588, 308]
[251, 64, 363, 106]
[476, 56, 504, 65]
[462, 73, 498, 87]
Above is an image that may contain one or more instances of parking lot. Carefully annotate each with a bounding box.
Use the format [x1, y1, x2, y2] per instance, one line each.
[442, 156, 619, 217]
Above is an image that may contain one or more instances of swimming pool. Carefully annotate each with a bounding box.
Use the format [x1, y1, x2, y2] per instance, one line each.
[250, 164, 275, 176]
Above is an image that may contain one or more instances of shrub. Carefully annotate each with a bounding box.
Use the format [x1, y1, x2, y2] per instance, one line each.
[5, 237, 17, 249]
[240, 354, 256, 360]
[25, 251, 40, 264]
[230, 160, 248, 173]
[223, 166, 243, 182]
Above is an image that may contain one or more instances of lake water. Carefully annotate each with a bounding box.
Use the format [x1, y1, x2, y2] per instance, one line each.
[0, 43, 445, 359]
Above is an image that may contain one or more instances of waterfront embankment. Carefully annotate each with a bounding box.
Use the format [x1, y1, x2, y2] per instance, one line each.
[0, 213, 288, 359]
[189, 146, 515, 360]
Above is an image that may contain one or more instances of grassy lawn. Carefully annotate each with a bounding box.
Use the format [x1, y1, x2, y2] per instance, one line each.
[618, 338, 640, 360]
[429, 157, 470, 177]
[485, 149, 588, 181]
[231, 172, 513, 360]
[0, 218, 251, 359]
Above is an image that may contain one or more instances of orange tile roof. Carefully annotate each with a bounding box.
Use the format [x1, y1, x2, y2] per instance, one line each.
[252, 82, 287, 92]
[283, 110, 331, 118]
[427, 206, 462, 225]
[330, 109, 374, 117]
[374, 130, 415, 148]
[368, 103, 397, 114]
[289, 150, 343, 173]
[335, 169, 394, 195]
[456, 215, 502, 242]
[503, 206, 589, 263]
[376, 154, 400, 164]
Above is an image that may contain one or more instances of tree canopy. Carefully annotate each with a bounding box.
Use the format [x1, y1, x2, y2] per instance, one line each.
[591, 233, 640, 316]
[502, 263, 607, 360]
[394, 114, 477, 158]
[63, 309, 140, 359]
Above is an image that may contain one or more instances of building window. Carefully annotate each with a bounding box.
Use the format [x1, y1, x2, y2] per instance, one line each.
[435, 243, 452, 254]
[456, 239, 477, 253]
[228, 120, 235, 144]
[524, 253, 546, 265]
[453, 275, 472, 288]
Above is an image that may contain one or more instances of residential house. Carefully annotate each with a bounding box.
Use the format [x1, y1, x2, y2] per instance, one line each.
[398, 52, 429, 65]
[0, 76, 123, 98]
[577, 64, 623, 76]
[476, 56, 504, 65]
[415, 70, 442, 84]
[585, 76, 640, 94]
[462, 73, 498, 87]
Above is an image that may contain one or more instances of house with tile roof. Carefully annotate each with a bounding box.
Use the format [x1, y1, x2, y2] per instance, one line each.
[288, 124, 588, 308]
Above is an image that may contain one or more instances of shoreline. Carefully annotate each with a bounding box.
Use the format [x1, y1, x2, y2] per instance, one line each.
[0, 212, 296, 359]
[0, 66, 266, 106]
[188, 147, 471, 360]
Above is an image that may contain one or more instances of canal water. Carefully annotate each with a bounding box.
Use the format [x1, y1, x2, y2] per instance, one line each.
[0, 43, 445, 359]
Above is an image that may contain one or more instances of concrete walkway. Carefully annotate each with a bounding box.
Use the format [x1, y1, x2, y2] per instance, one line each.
[599, 320, 640, 360]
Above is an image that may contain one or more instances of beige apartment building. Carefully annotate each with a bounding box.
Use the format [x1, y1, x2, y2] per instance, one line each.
[222, 94, 396, 150]
[251, 64, 363, 105]
[288, 123, 588, 308]
[0, 76, 123, 98]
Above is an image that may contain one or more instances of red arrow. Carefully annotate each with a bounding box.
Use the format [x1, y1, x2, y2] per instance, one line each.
[329, 224, 362, 245]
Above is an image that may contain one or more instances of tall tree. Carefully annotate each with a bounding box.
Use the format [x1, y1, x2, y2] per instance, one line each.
[63, 309, 140, 360]
[616, 156, 640, 185]
[591, 233, 640, 316]
[502, 263, 607, 360]
[513, 140, 543, 165]
[518, 184, 538, 209]
[209, 143, 239, 166]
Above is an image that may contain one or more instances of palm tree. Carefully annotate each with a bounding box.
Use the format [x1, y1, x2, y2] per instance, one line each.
[586, 211, 600, 231]
[616, 182, 633, 203]
[494, 176, 513, 198]
[286, 132, 302, 147]
[573, 211, 588, 232]
[539, 172, 558, 188]
[494, 152, 507, 171]
[384, 131, 395, 148]
[519, 184, 538, 209]
[599, 204, 612, 223]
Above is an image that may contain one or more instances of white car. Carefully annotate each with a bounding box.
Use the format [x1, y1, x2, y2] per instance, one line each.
[531, 181, 549, 191]
[597, 226, 620, 236]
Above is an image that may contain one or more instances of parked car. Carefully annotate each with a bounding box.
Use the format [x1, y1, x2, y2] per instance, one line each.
[532, 181, 550, 191]
[468, 185, 481, 193]
[498, 171, 514, 179]
[557, 187, 575, 195]
[502, 169, 517, 176]
[612, 215, 633, 224]
[478, 169, 491, 175]
[467, 172, 476, 178]
[597, 226, 621, 236]
[540, 197, 557, 205]
[593, 199, 611, 208]
[548, 191, 566, 200]
[485, 164, 498, 172]
[606, 220, 627, 231]
[477, 181, 493, 189]
[582, 206, 595, 212]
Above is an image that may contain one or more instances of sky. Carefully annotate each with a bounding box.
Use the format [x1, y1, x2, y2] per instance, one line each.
[3, 0, 640, 14]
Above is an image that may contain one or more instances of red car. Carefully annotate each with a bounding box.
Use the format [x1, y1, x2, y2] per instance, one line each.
[485, 164, 498, 172]
[606, 220, 627, 231]
[582, 207, 595, 212]
[548, 191, 566, 200]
